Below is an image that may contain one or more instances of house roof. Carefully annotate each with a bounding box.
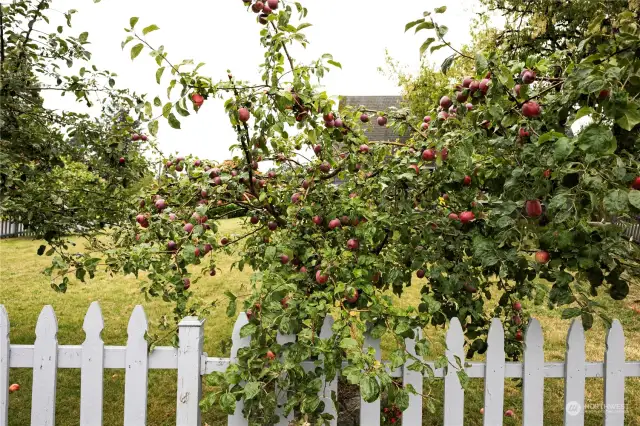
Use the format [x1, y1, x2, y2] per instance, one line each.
[339, 96, 411, 143]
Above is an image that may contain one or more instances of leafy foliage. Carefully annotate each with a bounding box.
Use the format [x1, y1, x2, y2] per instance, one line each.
[33, 0, 640, 424]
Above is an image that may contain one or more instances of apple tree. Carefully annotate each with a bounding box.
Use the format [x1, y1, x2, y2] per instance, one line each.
[43, 0, 639, 424]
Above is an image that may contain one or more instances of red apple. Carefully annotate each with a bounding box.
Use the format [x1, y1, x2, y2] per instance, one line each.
[119, 157, 125, 165]
[408, 164, 420, 175]
[315, 270, 328, 284]
[300, 266, 307, 274]
[319, 162, 331, 173]
[360, 113, 369, 123]
[281, 297, 289, 308]
[439, 96, 452, 109]
[535, 250, 550, 264]
[543, 169, 551, 179]
[469, 80, 480, 93]
[324, 119, 335, 128]
[204, 243, 213, 254]
[456, 91, 469, 103]
[194, 247, 201, 257]
[209, 269, 216, 276]
[334, 118, 343, 127]
[250, 216, 259, 224]
[416, 269, 425, 279]
[8, 383, 19, 393]
[324, 112, 334, 121]
[238, 107, 250, 122]
[448, 213, 460, 221]
[291, 193, 301, 203]
[280, 254, 289, 264]
[347, 238, 359, 250]
[131, 133, 141, 141]
[598, 89, 610, 99]
[463, 175, 472, 186]
[512, 315, 522, 325]
[462, 77, 473, 88]
[479, 78, 490, 94]
[422, 149, 435, 161]
[155, 198, 167, 211]
[525, 199, 543, 217]
[632, 176, 640, 190]
[345, 289, 359, 304]
[519, 127, 530, 138]
[521, 69, 536, 84]
[437, 111, 449, 121]
[440, 147, 449, 161]
[459, 211, 475, 223]
[268, 221, 278, 231]
[251, 1, 263, 12]
[514, 84, 522, 97]
[191, 93, 204, 108]
[421, 122, 429, 130]
[377, 116, 387, 126]
[423, 115, 431, 123]
[359, 144, 370, 153]
[266, 350, 276, 360]
[465, 103, 474, 111]
[463, 282, 477, 293]
[522, 101, 541, 118]
[184, 223, 194, 233]
[328, 218, 341, 229]
[513, 301, 522, 311]
[267, 0, 278, 9]
[183, 278, 191, 290]
[312, 215, 323, 225]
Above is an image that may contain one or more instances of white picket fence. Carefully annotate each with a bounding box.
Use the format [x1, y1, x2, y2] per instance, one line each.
[1, 303, 639, 426]
[0, 221, 34, 239]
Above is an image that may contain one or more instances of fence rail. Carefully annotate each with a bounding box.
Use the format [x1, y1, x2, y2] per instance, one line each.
[0, 221, 34, 239]
[1, 302, 638, 426]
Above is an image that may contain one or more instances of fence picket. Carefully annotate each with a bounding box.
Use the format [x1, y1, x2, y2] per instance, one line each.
[81, 302, 105, 426]
[124, 305, 149, 426]
[0, 306, 9, 426]
[319, 315, 337, 426]
[483, 318, 505, 426]
[402, 328, 423, 426]
[176, 316, 205, 426]
[228, 312, 250, 426]
[274, 331, 296, 426]
[360, 331, 381, 426]
[444, 318, 465, 426]
[604, 320, 625, 425]
[564, 319, 585, 426]
[31, 305, 58, 426]
[523, 319, 544, 426]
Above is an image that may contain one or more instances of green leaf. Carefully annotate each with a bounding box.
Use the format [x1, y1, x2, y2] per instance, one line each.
[244, 381, 260, 400]
[360, 375, 380, 403]
[475, 53, 488, 74]
[414, 21, 435, 33]
[37, 245, 46, 256]
[561, 307, 582, 319]
[434, 6, 447, 13]
[404, 19, 424, 33]
[297, 23, 312, 31]
[239, 323, 257, 338]
[395, 388, 410, 411]
[629, 191, 640, 209]
[130, 43, 144, 60]
[339, 338, 358, 349]
[553, 137, 574, 162]
[220, 393, 236, 414]
[153, 96, 162, 107]
[436, 25, 448, 38]
[162, 102, 173, 118]
[148, 120, 158, 137]
[78, 32, 88, 43]
[142, 24, 159, 35]
[156, 67, 165, 84]
[604, 190, 627, 214]
[581, 312, 594, 330]
[167, 113, 181, 129]
[574, 106, 594, 121]
[430, 44, 446, 54]
[419, 38, 435, 56]
[121, 35, 134, 49]
[615, 104, 640, 131]
[144, 101, 152, 117]
[327, 60, 341, 69]
[129, 17, 139, 29]
[577, 125, 616, 156]
[441, 54, 456, 74]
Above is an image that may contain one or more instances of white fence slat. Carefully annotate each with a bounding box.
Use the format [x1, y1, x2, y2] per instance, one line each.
[604, 320, 625, 426]
[360, 331, 381, 426]
[228, 312, 250, 426]
[523, 319, 544, 426]
[444, 317, 465, 426]
[564, 318, 585, 426]
[274, 331, 296, 426]
[402, 328, 423, 426]
[124, 305, 149, 426]
[81, 302, 105, 426]
[0, 306, 9, 426]
[31, 305, 58, 426]
[176, 316, 205, 426]
[483, 318, 505, 426]
[319, 315, 337, 426]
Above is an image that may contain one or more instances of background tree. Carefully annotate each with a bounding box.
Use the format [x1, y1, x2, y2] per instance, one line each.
[34, 0, 640, 424]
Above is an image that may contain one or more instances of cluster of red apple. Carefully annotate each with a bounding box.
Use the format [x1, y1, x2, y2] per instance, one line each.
[382, 404, 402, 424]
[360, 112, 388, 127]
[243, 0, 279, 24]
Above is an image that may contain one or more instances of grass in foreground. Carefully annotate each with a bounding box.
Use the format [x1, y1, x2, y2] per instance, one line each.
[1, 218, 638, 425]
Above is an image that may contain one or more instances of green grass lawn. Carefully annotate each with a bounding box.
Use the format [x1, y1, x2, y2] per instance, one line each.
[1, 218, 639, 425]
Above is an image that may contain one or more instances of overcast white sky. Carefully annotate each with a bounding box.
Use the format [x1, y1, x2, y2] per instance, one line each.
[43, 0, 484, 162]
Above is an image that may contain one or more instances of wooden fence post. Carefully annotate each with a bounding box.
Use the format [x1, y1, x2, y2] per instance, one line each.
[0, 306, 9, 426]
[483, 318, 505, 426]
[564, 318, 585, 426]
[124, 305, 149, 426]
[81, 302, 105, 426]
[523, 319, 544, 426]
[604, 320, 625, 425]
[444, 318, 465, 425]
[31, 305, 58, 426]
[176, 316, 205, 426]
